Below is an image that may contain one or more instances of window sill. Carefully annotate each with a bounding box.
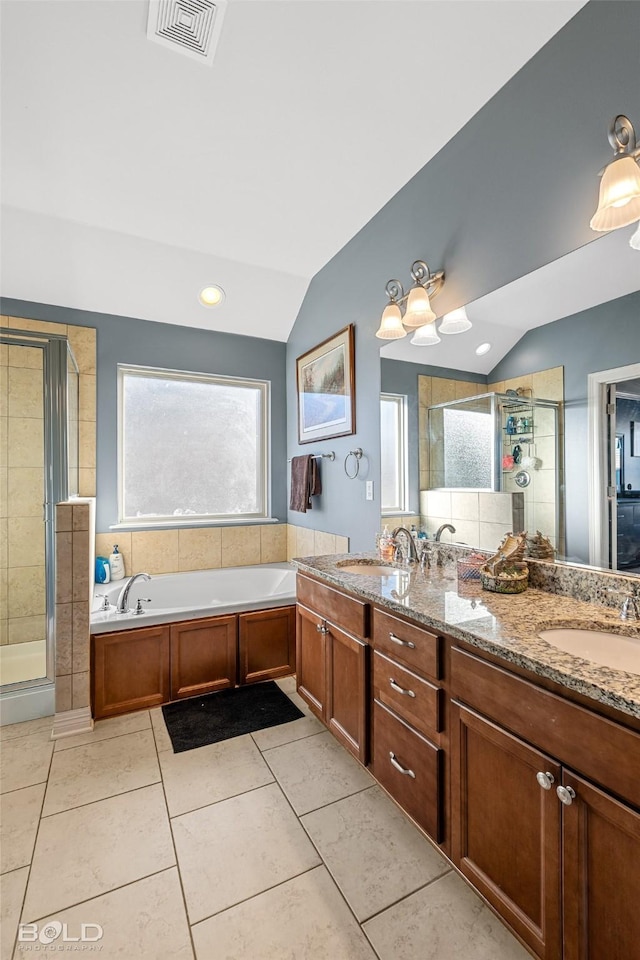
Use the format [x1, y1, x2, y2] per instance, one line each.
[109, 518, 281, 532]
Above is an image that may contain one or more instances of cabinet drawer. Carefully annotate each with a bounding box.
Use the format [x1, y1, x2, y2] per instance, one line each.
[373, 608, 441, 682]
[451, 645, 640, 809]
[297, 574, 369, 639]
[373, 650, 442, 738]
[372, 699, 443, 841]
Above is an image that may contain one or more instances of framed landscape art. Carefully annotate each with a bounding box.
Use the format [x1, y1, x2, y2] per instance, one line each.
[296, 325, 355, 444]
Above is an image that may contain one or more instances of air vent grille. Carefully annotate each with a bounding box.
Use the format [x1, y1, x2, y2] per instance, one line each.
[147, 0, 228, 65]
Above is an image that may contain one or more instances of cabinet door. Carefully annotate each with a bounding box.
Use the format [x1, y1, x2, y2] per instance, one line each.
[238, 606, 296, 684]
[451, 702, 562, 960]
[296, 603, 327, 720]
[562, 769, 640, 960]
[326, 622, 368, 763]
[93, 626, 170, 719]
[170, 616, 237, 700]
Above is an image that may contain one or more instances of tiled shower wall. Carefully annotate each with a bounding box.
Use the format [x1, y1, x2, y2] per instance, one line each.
[55, 501, 92, 713]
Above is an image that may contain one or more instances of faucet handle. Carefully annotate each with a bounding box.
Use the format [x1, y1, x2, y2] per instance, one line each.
[133, 598, 152, 615]
[606, 588, 640, 620]
[393, 541, 405, 565]
[96, 594, 111, 611]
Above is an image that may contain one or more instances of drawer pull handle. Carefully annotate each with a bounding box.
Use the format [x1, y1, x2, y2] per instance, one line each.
[556, 785, 576, 806]
[389, 678, 416, 698]
[316, 622, 328, 635]
[389, 752, 416, 778]
[536, 771, 555, 790]
[389, 632, 415, 649]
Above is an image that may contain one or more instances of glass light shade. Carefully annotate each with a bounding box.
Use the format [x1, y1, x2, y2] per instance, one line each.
[403, 284, 436, 327]
[590, 155, 640, 231]
[375, 302, 407, 339]
[410, 321, 441, 346]
[439, 306, 472, 335]
[630, 222, 640, 250]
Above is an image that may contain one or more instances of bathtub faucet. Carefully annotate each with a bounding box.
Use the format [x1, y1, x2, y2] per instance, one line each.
[116, 573, 152, 614]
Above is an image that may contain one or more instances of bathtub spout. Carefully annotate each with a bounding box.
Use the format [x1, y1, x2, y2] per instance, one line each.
[116, 573, 152, 614]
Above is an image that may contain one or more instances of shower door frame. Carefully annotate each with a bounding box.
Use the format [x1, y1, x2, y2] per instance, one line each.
[1, 329, 78, 693]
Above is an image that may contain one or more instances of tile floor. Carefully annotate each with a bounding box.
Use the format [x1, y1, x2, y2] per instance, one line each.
[0, 678, 531, 959]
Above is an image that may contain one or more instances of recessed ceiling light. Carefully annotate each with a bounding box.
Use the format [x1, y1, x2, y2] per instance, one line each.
[199, 285, 225, 307]
[475, 342, 492, 356]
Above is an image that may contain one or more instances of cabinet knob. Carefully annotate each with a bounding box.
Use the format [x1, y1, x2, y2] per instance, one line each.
[556, 785, 576, 806]
[389, 632, 416, 650]
[389, 751, 416, 779]
[316, 622, 328, 635]
[389, 678, 416, 698]
[536, 771, 555, 790]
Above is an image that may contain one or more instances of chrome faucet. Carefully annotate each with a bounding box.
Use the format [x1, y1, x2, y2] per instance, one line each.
[391, 527, 420, 564]
[116, 573, 152, 614]
[435, 523, 456, 542]
[620, 594, 640, 621]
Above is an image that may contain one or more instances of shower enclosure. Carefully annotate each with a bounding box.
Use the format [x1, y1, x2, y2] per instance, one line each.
[427, 392, 562, 547]
[1, 327, 78, 720]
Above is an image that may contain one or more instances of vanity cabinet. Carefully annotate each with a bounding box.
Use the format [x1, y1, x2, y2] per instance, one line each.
[371, 608, 445, 842]
[296, 574, 369, 763]
[450, 643, 640, 960]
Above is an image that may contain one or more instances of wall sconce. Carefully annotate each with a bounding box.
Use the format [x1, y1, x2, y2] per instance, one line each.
[590, 115, 640, 245]
[375, 260, 444, 340]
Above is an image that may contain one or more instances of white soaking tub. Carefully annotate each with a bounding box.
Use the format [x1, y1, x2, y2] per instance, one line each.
[91, 562, 296, 634]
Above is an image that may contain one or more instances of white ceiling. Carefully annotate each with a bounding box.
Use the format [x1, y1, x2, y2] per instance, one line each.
[380, 226, 640, 374]
[1, 0, 586, 340]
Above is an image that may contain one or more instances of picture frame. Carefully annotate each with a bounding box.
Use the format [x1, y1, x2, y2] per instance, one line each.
[296, 324, 356, 444]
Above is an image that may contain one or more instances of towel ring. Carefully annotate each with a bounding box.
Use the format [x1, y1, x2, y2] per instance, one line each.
[344, 448, 363, 479]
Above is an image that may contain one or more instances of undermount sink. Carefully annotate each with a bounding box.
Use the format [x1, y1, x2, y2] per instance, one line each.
[336, 560, 404, 577]
[538, 628, 640, 675]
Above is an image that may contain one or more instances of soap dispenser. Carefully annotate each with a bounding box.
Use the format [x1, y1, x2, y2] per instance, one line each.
[109, 544, 125, 581]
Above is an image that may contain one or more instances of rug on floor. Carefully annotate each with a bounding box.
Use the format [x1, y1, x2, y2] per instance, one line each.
[161, 681, 305, 753]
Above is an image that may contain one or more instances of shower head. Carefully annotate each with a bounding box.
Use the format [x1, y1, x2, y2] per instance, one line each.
[505, 388, 521, 398]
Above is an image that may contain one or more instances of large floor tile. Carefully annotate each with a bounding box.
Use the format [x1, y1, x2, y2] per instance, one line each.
[302, 785, 451, 921]
[173, 781, 320, 923]
[159, 733, 273, 817]
[363, 871, 531, 960]
[150, 707, 173, 752]
[191, 865, 377, 960]
[23, 783, 175, 922]
[1, 867, 29, 960]
[54, 710, 151, 751]
[263, 730, 373, 815]
[0, 782, 45, 873]
[0, 732, 53, 794]
[0, 716, 53, 741]
[251, 713, 325, 751]
[17, 869, 194, 960]
[43, 729, 160, 816]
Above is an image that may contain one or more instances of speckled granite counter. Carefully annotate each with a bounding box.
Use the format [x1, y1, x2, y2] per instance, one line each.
[293, 553, 640, 721]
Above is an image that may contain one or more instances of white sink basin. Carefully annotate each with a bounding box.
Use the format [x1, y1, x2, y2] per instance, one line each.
[538, 628, 640, 675]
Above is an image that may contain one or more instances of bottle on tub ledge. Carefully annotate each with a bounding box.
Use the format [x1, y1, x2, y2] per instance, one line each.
[109, 544, 126, 581]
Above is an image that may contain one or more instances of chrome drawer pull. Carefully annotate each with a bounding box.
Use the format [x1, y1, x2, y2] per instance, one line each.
[389, 752, 416, 778]
[556, 785, 576, 806]
[389, 678, 416, 698]
[389, 632, 415, 649]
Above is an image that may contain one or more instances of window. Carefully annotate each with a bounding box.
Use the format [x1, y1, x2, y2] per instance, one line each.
[380, 393, 408, 514]
[118, 365, 269, 524]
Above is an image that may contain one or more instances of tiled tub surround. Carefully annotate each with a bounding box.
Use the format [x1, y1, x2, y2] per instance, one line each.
[293, 552, 640, 720]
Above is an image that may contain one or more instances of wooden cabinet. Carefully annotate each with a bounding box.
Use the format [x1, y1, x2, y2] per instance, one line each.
[170, 616, 237, 700]
[296, 575, 369, 763]
[92, 624, 170, 719]
[238, 606, 296, 684]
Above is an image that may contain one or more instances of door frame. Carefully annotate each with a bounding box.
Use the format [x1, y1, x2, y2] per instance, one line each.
[588, 362, 640, 568]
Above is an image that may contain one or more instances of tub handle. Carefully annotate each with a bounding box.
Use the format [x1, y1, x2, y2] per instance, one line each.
[133, 598, 152, 615]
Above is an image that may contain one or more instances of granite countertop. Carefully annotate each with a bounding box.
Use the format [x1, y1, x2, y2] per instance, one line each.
[293, 553, 640, 721]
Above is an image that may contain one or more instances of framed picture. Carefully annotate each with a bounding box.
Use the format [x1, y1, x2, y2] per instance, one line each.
[296, 324, 356, 444]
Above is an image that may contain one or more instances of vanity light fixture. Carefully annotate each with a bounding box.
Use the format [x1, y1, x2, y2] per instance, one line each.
[199, 284, 226, 307]
[590, 115, 640, 232]
[439, 306, 472, 335]
[411, 322, 441, 346]
[630, 222, 640, 251]
[375, 260, 444, 340]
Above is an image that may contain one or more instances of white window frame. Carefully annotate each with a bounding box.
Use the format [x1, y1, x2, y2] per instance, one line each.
[380, 392, 409, 515]
[117, 364, 270, 526]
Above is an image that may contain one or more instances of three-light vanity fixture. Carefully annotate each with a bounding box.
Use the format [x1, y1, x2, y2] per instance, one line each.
[375, 259, 472, 345]
[590, 114, 640, 250]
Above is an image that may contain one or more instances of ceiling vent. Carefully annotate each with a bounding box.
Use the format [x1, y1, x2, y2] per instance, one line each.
[147, 0, 228, 66]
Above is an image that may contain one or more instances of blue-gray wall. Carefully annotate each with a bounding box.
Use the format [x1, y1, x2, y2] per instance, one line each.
[0, 298, 288, 532]
[286, 1, 640, 553]
[490, 290, 640, 562]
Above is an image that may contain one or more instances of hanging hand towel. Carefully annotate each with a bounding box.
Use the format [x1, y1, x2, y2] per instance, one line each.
[290, 455, 322, 512]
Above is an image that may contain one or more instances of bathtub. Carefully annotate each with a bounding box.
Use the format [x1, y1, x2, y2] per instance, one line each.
[0, 639, 47, 686]
[91, 562, 297, 634]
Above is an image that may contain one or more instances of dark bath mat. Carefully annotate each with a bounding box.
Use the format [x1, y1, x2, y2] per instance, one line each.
[161, 681, 304, 753]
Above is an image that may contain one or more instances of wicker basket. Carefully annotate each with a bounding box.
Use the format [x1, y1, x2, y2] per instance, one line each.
[480, 561, 529, 594]
[457, 553, 487, 581]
